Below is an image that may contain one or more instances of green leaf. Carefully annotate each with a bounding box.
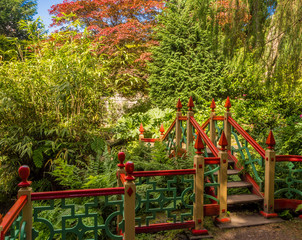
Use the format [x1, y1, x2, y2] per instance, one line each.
[33, 149, 44, 168]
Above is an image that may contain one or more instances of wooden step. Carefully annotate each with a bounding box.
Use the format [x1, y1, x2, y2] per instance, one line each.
[227, 194, 263, 205]
[227, 181, 252, 188]
[214, 169, 240, 176]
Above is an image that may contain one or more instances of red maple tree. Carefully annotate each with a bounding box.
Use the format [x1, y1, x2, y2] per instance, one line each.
[49, 0, 164, 95]
[49, 0, 164, 55]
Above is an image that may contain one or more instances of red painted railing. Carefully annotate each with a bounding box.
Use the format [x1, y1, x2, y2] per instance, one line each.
[190, 117, 219, 157]
[276, 155, 302, 162]
[141, 138, 158, 143]
[228, 116, 265, 158]
[200, 118, 210, 130]
[178, 116, 187, 121]
[31, 188, 124, 201]
[213, 116, 224, 121]
[0, 195, 27, 238]
[162, 119, 176, 141]
[133, 169, 195, 177]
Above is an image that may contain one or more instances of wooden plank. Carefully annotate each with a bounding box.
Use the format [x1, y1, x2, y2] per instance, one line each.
[214, 169, 240, 176]
[227, 194, 263, 205]
[227, 181, 253, 188]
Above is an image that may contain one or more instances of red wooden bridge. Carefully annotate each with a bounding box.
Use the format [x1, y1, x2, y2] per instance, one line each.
[1, 97, 301, 239]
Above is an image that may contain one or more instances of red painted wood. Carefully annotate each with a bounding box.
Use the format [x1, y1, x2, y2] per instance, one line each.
[201, 118, 210, 130]
[187, 96, 194, 110]
[178, 116, 188, 121]
[266, 130, 276, 149]
[210, 98, 216, 112]
[135, 221, 195, 233]
[31, 187, 125, 200]
[139, 123, 144, 134]
[204, 204, 219, 216]
[1, 195, 27, 235]
[225, 96, 231, 111]
[228, 117, 265, 158]
[133, 169, 196, 177]
[120, 173, 126, 184]
[141, 138, 158, 142]
[213, 116, 224, 121]
[259, 211, 278, 218]
[190, 117, 219, 157]
[176, 98, 183, 111]
[194, 132, 204, 153]
[162, 119, 176, 141]
[204, 157, 220, 165]
[218, 131, 228, 150]
[276, 155, 302, 162]
[274, 199, 302, 211]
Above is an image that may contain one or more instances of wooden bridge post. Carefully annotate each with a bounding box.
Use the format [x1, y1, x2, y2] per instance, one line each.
[192, 133, 208, 235]
[116, 152, 126, 233]
[139, 123, 144, 141]
[124, 161, 136, 240]
[216, 132, 231, 223]
[17, 165, 33, 240]
[210, 99, 216, 145]
[260, 131, 278, 218]
[176, 99, 183, 148]
[224, 97, 232, 151]
[187, 96, 194, 151]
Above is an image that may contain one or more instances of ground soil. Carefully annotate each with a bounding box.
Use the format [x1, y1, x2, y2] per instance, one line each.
[136, 217, 302, 240]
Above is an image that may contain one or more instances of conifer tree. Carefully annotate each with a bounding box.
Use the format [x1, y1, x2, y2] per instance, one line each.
[148, 0, 228, 107]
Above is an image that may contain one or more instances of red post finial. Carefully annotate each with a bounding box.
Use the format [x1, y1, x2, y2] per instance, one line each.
[18, 165, 31, 188]
[266, 130, 276, 149]
[224, 96, 231, 112]
[194, 132, 204, 154]
[218, 131, 228, 151]
[139, 123, 144, 134]
[210, 98, 216, 112]
[159, 124, 165, 135]
[188, 96, 194, 111]
[118, 152, 125, 168]
[125, 161, 135, 181]
[176, 98, 183, 112]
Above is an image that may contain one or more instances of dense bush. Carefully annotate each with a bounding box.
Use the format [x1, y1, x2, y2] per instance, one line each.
[148, 0, 229, 108]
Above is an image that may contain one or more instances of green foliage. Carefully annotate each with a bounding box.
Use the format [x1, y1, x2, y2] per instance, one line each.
[114, 107, 175, 140]
[0, 0, 37, 38]
[148, 0, 229, 108]
[275, 116, 302, 155]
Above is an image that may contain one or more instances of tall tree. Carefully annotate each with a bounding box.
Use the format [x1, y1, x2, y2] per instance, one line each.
[0, 0, 37, 38]
[148, 0, 229, 107]
[49, 0, 164, 96]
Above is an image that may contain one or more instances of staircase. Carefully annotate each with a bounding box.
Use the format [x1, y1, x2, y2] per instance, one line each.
[213, 153, 264, 206]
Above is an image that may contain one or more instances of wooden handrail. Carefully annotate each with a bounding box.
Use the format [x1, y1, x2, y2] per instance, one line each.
[162, 119, 176, 141]
[31, 187, 124, 201]
[228, 116, 265, 158]
[190, 117, 219, 157]
[276, 155, 302, 162]
[133, 169, 196, 177]
[0, 195, 27, 236]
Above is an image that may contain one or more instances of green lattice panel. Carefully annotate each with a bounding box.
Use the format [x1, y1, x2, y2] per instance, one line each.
[180, 121, 187, 146]
[134, 175, 194, 226]
[214, 121, 224, 146]
[231, 126, 264, 191]
[164, 128, 176, 156]
[275, 162, 302, 199]
[32, 196, 123, 240]
[4, 212, 26, 240]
